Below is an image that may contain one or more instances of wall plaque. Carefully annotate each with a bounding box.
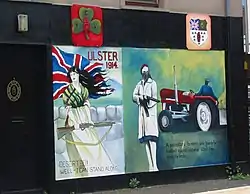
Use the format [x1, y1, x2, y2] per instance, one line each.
[7, 77, 21, 102]
[186, 13, 211, 50]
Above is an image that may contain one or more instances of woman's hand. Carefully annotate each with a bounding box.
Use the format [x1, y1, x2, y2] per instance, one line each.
[65, 105, 71, 111]
[79, 123, 94, 131]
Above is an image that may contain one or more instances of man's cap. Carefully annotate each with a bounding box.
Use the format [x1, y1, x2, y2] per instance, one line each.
[140, 64, 149, 74]
[205, 78, 211, 82]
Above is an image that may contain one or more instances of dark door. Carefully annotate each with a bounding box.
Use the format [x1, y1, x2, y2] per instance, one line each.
[0, 44, 46, 191]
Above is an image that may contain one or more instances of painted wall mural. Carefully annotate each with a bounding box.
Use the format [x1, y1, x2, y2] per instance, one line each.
[52, 46, 228, 180]
[123, 48, 227, 173]
[53, 46, 124, 180]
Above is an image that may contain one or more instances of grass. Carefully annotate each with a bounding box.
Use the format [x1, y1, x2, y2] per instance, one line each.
[225, 165, 250, 180]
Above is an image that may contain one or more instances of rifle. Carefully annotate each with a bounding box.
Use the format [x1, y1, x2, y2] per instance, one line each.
[146, 96, 161, 103]
[138, 95, 160, 117]
[57, 121, 115, 139]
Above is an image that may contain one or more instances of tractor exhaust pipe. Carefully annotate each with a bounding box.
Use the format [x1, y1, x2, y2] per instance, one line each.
[173, 65, 179, 104]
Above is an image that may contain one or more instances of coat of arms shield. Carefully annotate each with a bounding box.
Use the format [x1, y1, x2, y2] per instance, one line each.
[186, 14, 211, 50]
[190, 19, 208, 46]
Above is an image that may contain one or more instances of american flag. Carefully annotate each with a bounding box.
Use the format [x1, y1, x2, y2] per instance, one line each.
[52, 46, 112, 100]
[190, 19, 200, 30]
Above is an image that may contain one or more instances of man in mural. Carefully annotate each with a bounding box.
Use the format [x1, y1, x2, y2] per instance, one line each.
[132, 64, 159, 172]
[196, 78, 218, 103]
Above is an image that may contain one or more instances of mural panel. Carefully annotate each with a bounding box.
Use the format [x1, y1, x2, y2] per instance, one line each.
[122, 48, 228, 173]
[52, 46, 124, 180]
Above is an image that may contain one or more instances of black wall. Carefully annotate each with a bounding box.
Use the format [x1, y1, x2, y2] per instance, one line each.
[0, 1, 248, 193]
[225, 17, 248, 163]
[0, 1, 226, 49]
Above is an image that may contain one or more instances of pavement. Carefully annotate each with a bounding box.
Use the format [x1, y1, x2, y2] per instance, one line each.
[87, 179, 250, 194]
[195, 186, 250, 194]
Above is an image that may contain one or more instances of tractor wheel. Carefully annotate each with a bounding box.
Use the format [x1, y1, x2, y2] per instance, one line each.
[158, 110, 173, 132]
[193, 100, 218, 132]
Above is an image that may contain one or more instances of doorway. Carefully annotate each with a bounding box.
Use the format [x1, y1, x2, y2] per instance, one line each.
[0, 44, 47, 192]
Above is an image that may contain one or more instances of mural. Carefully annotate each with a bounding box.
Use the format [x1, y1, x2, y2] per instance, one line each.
[123, 48, 228, 173]
[52, 46, 124, 180]
[52, 46, 228, 179]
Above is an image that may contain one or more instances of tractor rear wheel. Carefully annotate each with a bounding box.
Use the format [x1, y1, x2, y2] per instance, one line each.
[193, 100, 218, 131]
[158, 110, 173, 132]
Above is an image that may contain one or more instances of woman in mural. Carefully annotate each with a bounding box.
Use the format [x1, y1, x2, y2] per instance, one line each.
[132, 64, 159, 172]
[62, 66, 114, 177]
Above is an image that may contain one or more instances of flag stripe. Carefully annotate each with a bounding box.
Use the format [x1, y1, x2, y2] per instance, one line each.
[52, 46, 113, 100]
[85, 62, 103, 72]
[53, 74, 69, 83]
[53, 84, 69, 100]
[52, 46, 71, 71]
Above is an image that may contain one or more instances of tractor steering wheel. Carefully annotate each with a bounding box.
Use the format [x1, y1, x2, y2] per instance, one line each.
[189, 89, 195, 94]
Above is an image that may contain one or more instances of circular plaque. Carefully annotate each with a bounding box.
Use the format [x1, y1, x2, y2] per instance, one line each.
[7, 78, 21, 102]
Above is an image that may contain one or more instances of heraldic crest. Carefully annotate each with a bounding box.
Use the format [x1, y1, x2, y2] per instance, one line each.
[189, 18, 208, 46]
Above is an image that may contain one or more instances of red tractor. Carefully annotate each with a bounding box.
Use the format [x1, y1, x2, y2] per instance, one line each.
[158, 65, 219, 132]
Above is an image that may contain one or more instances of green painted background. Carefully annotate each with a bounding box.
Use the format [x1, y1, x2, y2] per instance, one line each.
[122, 48, 228, 173]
